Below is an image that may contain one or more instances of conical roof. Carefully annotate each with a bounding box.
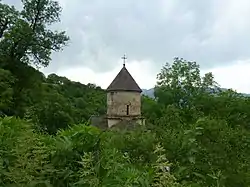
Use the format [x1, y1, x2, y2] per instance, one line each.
[107, 66, 142, 92]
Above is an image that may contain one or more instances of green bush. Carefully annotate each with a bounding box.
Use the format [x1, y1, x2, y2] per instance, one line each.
[0, 117, 181, 186]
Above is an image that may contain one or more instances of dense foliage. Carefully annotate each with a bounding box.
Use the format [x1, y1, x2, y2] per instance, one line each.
[1, 1, 250, 186]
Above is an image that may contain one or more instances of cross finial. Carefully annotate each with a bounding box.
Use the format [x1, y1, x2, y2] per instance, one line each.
[121, 54, 127, 67]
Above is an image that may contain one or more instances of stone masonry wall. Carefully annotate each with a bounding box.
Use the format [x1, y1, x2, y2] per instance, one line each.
[107, 91, 141, 117]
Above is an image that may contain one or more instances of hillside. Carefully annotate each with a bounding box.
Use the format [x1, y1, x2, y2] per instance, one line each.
[2, 58, 250, 186]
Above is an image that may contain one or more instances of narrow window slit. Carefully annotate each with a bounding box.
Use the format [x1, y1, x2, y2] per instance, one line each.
[126, 105, 129, 115]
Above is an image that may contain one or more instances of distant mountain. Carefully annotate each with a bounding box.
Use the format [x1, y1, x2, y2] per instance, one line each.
[141, 88, 155, 98]
[241, 93, 250, 97]
[142, 88, 250, 98]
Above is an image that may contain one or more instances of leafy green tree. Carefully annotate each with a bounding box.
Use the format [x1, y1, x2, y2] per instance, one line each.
[0, 0, 69, 117]
[1, 0, 69, 65]
[144, 57, 250, 186]
[0, 69, 15, 116]
[0, 0, 19, 38]
[28, 91, 74, 135]
[155, 57, 218, 108]
[142, 95, 163, 125]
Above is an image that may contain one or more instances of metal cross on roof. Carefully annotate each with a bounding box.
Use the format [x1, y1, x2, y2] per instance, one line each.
[121, 54, 127, 67]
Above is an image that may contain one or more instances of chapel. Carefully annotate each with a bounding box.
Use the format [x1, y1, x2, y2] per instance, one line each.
[90, 54, 145, 129]
[105, 55, 145, 128]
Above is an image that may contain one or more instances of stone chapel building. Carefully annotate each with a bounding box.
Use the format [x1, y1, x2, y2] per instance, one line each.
[106, 62, 145, 128]
[90, 55, 145, 129]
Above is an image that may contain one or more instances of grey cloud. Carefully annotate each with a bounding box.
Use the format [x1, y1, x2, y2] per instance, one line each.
[3, 0, 250, 73]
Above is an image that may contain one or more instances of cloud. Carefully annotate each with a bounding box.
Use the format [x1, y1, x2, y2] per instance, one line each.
[46, 0, 250, 74]
[204, 60, 250, 93]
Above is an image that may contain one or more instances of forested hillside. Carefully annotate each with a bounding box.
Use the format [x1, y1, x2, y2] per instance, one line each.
[1, 0, 250, 186]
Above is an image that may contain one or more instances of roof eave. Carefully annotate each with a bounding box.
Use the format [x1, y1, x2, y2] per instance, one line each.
[106, 88, 142, 93]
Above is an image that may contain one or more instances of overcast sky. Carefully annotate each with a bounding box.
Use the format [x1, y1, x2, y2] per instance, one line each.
[4, 0, 250, 93]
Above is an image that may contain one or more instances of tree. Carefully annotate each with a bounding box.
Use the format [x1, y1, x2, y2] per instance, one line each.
[0, 0, 69, 117]
[0, 0, 19, 38]
[0, 69, 15, 116]
[28, 90, 74, 134]
[155, 57, 218, 108]
[1, 0, 69, 66]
